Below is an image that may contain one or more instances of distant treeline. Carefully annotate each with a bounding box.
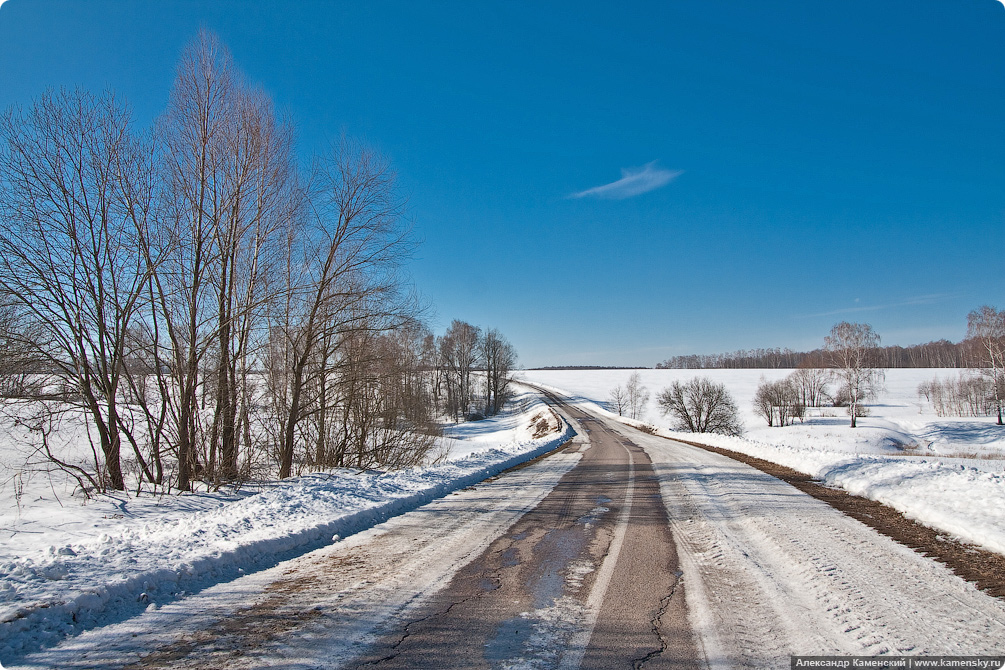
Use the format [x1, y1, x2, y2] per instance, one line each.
[528, 366, 649, 371]
[656, 339, 971, 370]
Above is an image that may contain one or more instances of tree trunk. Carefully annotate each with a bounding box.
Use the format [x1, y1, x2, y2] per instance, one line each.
[280, 358, 306, 479]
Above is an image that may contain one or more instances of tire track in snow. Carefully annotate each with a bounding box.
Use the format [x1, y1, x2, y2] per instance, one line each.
[634, 432, 1005, 667]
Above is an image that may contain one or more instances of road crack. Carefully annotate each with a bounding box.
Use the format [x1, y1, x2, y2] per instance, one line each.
[355, 537, 517, 667]
[631, 569, 682, 669]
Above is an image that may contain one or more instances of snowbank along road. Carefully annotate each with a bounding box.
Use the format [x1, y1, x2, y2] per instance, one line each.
[10, 387, 1005, 669]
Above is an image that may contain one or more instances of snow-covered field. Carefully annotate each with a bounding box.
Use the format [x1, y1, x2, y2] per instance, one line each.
[520, 368, 1005, 555]
[0, 388, 569, 662]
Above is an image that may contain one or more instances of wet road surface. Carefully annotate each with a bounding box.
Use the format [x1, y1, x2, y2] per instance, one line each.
[348, 396, 698, 669]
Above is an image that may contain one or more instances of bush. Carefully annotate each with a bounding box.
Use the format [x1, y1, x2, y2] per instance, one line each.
[918, 374, 998, 417]
[753, 378, 804, 427]
[656, 377, 742, 436]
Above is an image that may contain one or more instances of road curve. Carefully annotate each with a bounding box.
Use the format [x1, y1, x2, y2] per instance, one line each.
[347, 395, 698, 669]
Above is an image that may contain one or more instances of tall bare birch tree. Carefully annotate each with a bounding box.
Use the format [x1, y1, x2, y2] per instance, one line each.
[154, 30, 299, 488]
[206, 86, 298, 482]
[154, 30, 235, 490]
[966, 305, 1005, 425]
[270, 138, 413, 479]
[824, 321, 882, 428]
[625, 371, 650, 420]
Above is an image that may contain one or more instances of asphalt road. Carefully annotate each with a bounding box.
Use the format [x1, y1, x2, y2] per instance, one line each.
[347, 396, 698, 669]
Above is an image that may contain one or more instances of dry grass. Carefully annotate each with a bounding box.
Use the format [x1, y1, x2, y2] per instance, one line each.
[529, 409, 561, 439]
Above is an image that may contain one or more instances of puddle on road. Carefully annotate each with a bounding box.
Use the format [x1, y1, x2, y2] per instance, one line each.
[482, 521, 601, 668]
[501, 547, 520, 568]
[484, 616, 531, 666]
[483, 596, 591, 669]
[529, 523, 595, 610]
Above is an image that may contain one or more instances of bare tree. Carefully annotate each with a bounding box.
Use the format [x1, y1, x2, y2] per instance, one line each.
[788, 366, 831, 408]
[270, 137, 413, 479]
[0, 88, 158, 491]
[482, 328, 516, 416]
[439, 320, 482, 421]
[625, 372, 649, 420]
[919, 372, 998, 418]
[824, 321, 883, 428]
[152, 30, 302, 488]
[0, 297, 45, 398]
[382, 321, 440, 431]
[340, 325, 439, 469]
[656, 377, 742, 436]
[966, 305, 1005, 425]
[206, 81, 298, 483]
[752, 378, 775, 427]
[608, 385, 628, 416]
[420, 330, 443, 411]
[753, 377, 802, 427]
[153, 30, 239, 490]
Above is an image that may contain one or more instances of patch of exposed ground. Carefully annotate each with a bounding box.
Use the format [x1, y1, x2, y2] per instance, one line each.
[529, 408, 562, 438]
[121, 589, 323, 669]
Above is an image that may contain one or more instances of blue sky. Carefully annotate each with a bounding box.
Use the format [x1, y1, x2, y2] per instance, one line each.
[0, 0, 1002, 367]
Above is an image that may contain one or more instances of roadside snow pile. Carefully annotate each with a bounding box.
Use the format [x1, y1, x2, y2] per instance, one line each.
[0, 391, 571, 662]
[521, 371, 1005, 558]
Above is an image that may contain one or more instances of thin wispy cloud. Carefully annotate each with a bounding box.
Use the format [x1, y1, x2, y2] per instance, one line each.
[570, 161, 682, 200]
[795, 293, 959, 319]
